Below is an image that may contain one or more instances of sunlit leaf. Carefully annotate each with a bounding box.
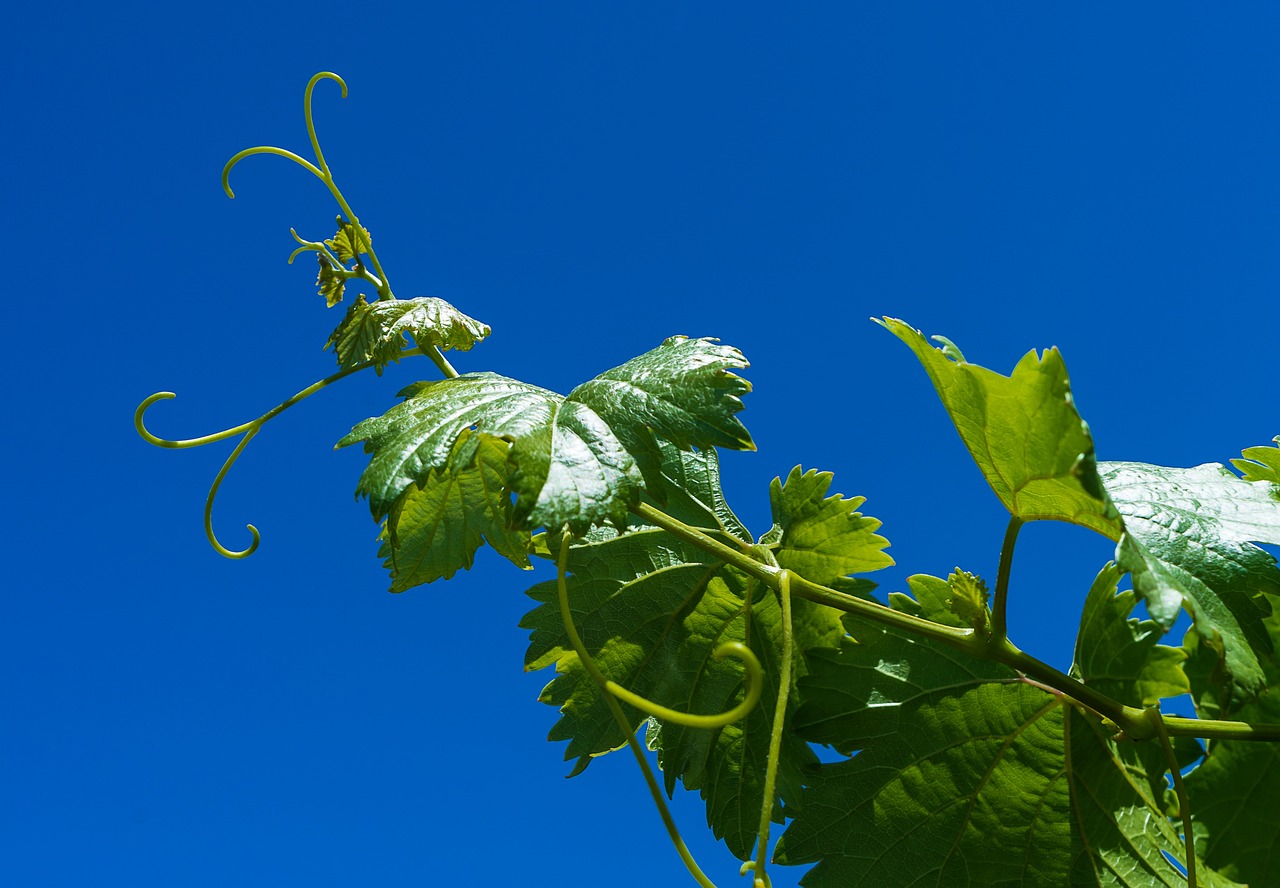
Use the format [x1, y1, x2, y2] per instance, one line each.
[337, 373, 642, 534]
[1232, 436, 1280, 484]
[326, 295, 491, 373]
[338, 338, 753, 536]
[767, 466, 893, 586]
[325, 218, 372, 263]
[1103, 460, 1280, 697]
[521, 446, 847, 860]
[377, 430, 530, 591]
[877, 317, 1120, 534]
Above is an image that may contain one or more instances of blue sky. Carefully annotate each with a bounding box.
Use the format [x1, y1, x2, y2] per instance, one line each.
[4, 4, 1278, 886]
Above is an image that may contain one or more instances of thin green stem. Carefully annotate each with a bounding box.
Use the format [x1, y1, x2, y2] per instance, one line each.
[135, 348, 427, 449]
[1147, 706, 1196, 888]
[136, 347, 428, 558]
[751, 569, 794, 888]
[990, 517, 1024, 643]
[555, 532, 722, 888]
[631, 500, 1280, 745]
[204, 427, 260, 559]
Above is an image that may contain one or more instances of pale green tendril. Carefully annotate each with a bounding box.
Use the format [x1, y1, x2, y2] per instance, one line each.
[134, 349, 424, 559]
[557, 530, 733, 888]
[219, 71, 459, 380]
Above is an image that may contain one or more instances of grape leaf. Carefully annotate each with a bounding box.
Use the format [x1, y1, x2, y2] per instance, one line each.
[766, 467, 893, 586]
[566, 335, 752, 491]
[779, 604, 1208, 886]
[1232, 435, 1280, 484]
[326, 294, 491, 374]
[877, 317, 1120, 535]
[567, 336, 752, 452]
[326, 218, 372, 263]
[377, 430, 531, 591]
[520, 447, 854, 860]
[337, 338, 754, 536]
[337, 372, 642, 534]
[1072, 562, 1190, 709]
[316, 257, 346, 307]
[1102, 460, 1280, 697]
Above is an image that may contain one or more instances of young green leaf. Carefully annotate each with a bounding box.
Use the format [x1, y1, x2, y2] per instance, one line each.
[377, 430, 531, 591]
[877, 317, 1120, 535]
[316, 257, 346, 307]
[326, 295, 491, 374]
[326, 218, 372, 264]
[781, 609, 1211, 887]
[766, 466, 893, 586]
[1102, 460, 1280, 697]
[1232, 435, 1280, 483]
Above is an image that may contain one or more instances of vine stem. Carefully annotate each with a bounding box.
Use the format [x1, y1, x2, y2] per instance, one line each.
[220, 72, 461, 381]
[136, 347, 433, 557]
[554, 531, 722, 888]
[1147, 705, 1197, 887]
[628, 501, 1280, 744]
[751, 569, 793, 888]
[990, 517, 1024, 643]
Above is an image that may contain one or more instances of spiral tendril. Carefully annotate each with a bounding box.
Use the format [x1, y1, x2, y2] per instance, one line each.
[555, 530, 723, 888]
[134, 350, 424, 559]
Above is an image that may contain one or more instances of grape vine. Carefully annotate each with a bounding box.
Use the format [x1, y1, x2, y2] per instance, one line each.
[137, 73, 1280, 887]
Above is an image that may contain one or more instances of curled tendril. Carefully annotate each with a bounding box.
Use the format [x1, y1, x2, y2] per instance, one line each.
[221, 72, 346, 200]
[553, 531, 765, 730]
[134, 351, 423, 559]
[604, 643, 762, 729]
[556, 530, 723, 888]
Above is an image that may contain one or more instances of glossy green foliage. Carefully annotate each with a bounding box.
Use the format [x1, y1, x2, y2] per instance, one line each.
[521, 443, 887, 860]
[144, 96, 1280, 885]
[1103, 461, 1280, 696]
[337, 336, 753, 537]
[326, 295, 490, 374]
[876, 316, 1120, 534]
[775, 567, 1222, 888]
[377, 430, 531, 590]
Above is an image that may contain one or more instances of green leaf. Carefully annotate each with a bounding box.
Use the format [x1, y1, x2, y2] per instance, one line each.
[325, 218, 372, 264]
[316, 257, 345, 307]
[520, 446, 845, 860]
[1232, 435, 1280, 483]
[877, 317, 1120, 535]
[337, 339, 754, 536]
[377, 430, 531, 591]
[1102, 460, 1280, 697]
[767, 466, 893, 586]
[1072, 562, 1190, 709]
[567, 336, 753, 491]
[642, 438, 752, 539]
[780, 610, 1201, 886]
[946, 568, 991, 633]
[887, 571, 980, 629]
[337, 372, 643, 534]
[326, 295, 491, 374]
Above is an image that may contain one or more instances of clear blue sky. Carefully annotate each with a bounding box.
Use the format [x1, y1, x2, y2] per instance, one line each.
[4, 4, 1278, 886]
